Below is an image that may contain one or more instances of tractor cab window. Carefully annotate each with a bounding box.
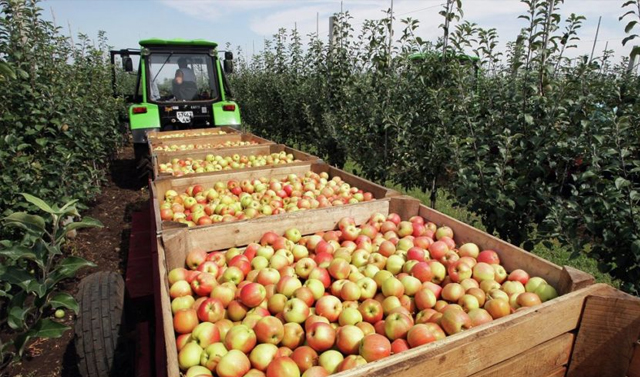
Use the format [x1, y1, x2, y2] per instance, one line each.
[147, 53, 218, 102]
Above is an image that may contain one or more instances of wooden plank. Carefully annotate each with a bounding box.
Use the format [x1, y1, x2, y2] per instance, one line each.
[161, 199, 391, 270]
[557, 266, 595, 296]
[418, 206, 571, 293]
[151, 132, 274, 150]
[332, 284, 613, 377]
[469, 333, 573, 377]
[389, 196, 422, 220]
[543, 367, 567, 377]
[147, 126, 238, 141]
[157, 239, 180, 377]
[155, 144, 273, 164]
[628, 341, 640, 377]
[567, 287, 640, 377]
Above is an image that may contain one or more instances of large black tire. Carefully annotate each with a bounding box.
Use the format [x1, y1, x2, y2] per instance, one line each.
[133, 143, 152, 183]
[74, 271, 126, 377]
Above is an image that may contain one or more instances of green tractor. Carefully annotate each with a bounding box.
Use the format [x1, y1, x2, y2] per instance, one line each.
[110, 39, 241, 168]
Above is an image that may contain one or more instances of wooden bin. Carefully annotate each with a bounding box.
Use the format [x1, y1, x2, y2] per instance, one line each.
[150, 162, 400, 234]
[149, 132, 275, 155]
[147, 126, 240, 142]
[152, 196, 640, 377]
[151, 144, 323, 180]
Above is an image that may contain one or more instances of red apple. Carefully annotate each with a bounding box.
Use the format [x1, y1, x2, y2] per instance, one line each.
[359, 334, 391, 362]
[306, 322, 336, 352]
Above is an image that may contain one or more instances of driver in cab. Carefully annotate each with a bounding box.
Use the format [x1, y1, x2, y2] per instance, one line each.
[172, 68, 197, 101]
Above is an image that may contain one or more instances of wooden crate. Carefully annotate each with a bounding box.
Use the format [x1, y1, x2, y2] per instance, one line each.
[149, 132, 275, 155]
[151, 144, 322, 180]
[154, 196, 640, 377]
[147, 126, 240, 142]
[150, 162, 400, 234]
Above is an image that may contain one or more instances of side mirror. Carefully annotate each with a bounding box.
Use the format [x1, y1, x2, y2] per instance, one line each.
[224, 60, 234, 74]
[123, 56, 133, 72]
[225, 51, 233, 60]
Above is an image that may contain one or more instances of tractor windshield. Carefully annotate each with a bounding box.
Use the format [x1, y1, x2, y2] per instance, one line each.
[147, 53, 219, 102]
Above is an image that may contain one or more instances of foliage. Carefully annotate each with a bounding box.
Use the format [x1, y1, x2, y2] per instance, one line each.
[231, 0, 640, 294]
[0, 0, 125, 225]
[0, 194, 98, 363]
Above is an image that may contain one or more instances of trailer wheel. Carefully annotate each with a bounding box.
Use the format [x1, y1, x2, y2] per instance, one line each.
[74, 271, 127, 377]
[133, 143, 152, 182]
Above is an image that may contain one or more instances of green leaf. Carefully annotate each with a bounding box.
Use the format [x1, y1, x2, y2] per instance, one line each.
[47, 257, 96, 286]
[63, 217, 103, 232]
[33, 318, 70, 338]
[615, 177, 630, 190]
[8, 306, 28, 330]
[622, 34, 637, 46]
[21, 193, 55, 214]
[0, 266, 37, 291]
[0, 245, 45, 269]
[625, 21, 638, 34]
[524, 114, 534, 125]
[49, 292, 79, 314]
[3, 212, 46, 235]
[619, 10, 636, 21]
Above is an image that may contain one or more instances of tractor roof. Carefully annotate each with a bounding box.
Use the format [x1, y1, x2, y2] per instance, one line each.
[139, 38, 218, 48]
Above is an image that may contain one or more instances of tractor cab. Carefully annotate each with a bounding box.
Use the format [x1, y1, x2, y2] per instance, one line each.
[110, 39, 241, 163]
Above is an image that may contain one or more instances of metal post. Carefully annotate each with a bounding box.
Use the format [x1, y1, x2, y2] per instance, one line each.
[589, 16, 601, 64]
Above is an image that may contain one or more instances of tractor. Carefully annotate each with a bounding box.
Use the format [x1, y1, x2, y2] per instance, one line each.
[110, 39, 241, 170]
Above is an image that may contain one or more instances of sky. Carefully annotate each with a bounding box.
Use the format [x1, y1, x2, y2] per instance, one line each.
[41, 0, 636, 64]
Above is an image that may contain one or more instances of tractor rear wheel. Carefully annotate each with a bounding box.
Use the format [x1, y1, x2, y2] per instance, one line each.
[74, 271, 128, 377]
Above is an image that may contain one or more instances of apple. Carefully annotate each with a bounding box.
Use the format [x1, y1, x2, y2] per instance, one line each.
[315, 295, 343, 322]
[268, 293, 288, 314]
[426, 260, 446, 284]
[337, 355, 367, 372]
[338, 307, 363, 326]
[414, 287, 437, 311]
[359, 334, 391, 362]
[283, 298, 311, 324]
[200, 342, 228, 372]
[458, 243, 480, 258]
[250, 343, 279, 371]
[472, 262, 495, 282]
[357, 299, 383, 324]
[290, 346, 319, 373]
[441, 283, 465, 302]
[293, 287, 316, 307]
[335, 325, 365, 355]
[306, 322, 336, 352]
[466, 287, 487, 307]
[502, 281, 526, 296]
[492, 264, 508, 283]
[216, 350, 251, 377]
[281, 322, 305, 349]
[191, 321, 221, 349]
[186, 249, 207, 270]
[440, 306, 472, 335]
[318, 350, 344, 374]
[169, 267, 188, 285]
[240, 283, 267, 308]
[227, 300, 249, 321]
[484, 298, 511, 319]
[407, 323, 446, 348]
[179, 342, 204, 370]
[477, 250, 500, 265]
[277, 276, 303, 298]
[172, 296, 196, 314]
[384, 312, 413, 340]
[508, 269, 530, 285]
[534, 282, 558, 302]
[174, 308, 199, 334]
[257, 268, 281, 286]
[448, 260, 473, 283]
[302, 366, 329, 377]
[254, 316, 285, 344]
[304, 279, 325, 301]
[170, 280, 193, 299]
[516, 292, 542, 307]
[381, 277, 404, 298]
[285, 228, 302, 243]
[191, 272, 216, 297]
[458, 294, 480, 312]
[224, 325, 257, 353]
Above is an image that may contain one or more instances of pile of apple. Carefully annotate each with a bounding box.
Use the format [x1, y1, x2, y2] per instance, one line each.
[159, 172, 375, 227]
[156, 130, 228, 139]
[168, 213, 559, 377]
[159, 152, 299, 177]
[154, 140, 259, 152]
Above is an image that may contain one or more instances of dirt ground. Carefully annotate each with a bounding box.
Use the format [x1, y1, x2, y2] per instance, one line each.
[2, 143, 149, 377]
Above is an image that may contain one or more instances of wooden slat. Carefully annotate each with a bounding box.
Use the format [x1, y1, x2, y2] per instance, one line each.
[155, 144, 273, 164]
[543, 367, 567, 377]
[157, 239, 180, 377]
[567, 288, 640, 377]
[161, 199, 391, 270]
[418, 206, 592, 294]
[147, 127, 240, 140]
[151, 133, 274, 150]
[628, 342, 640, 377]
[331, 284, 613, 377]
[470, 333, 573, 377]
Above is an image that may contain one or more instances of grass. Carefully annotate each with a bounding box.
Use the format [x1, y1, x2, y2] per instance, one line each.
[343, 160, 621, 288]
